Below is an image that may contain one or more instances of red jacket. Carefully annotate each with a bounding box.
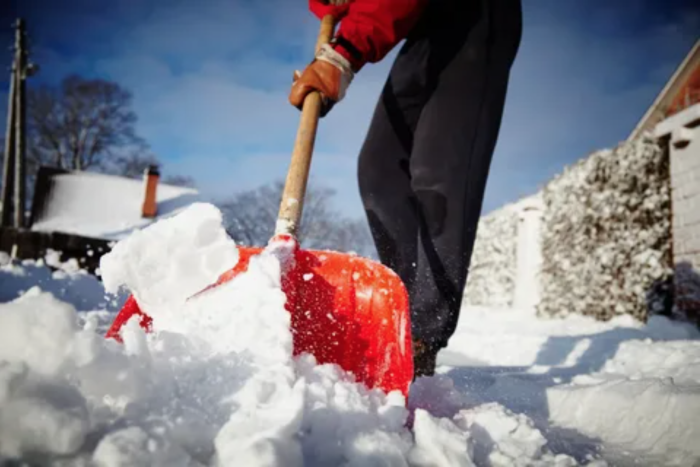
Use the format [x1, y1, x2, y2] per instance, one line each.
[310, 0, 428, 71]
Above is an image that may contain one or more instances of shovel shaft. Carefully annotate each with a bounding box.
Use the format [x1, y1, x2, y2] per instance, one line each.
[275, 14, 336, 237]
[316, 13, 337, 54]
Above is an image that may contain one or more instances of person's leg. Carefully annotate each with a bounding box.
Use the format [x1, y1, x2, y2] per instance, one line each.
[357, 20, 435, 291]
[358, 0, 522, 376]
[409, 0, 523, 370]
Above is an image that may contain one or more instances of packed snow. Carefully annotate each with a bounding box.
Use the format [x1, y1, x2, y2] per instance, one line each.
[0, 202, 699, 466]
[441, 308, 700, 466]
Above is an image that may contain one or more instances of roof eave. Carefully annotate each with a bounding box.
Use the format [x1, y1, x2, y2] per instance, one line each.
[627, 39, 700, 142]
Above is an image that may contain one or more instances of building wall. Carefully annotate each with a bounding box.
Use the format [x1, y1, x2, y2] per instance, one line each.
[655, 103, 700, 321]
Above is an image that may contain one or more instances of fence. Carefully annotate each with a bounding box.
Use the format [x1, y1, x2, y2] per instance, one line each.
[0, 226, 111, 274]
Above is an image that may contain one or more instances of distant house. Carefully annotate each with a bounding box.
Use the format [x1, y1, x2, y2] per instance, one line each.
[0, 165, 200, 273]
[29, 165, 199, 242]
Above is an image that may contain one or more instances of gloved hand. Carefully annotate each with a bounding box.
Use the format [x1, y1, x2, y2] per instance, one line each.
[289, 43, 354, 117]
[309, 0, 351, 21]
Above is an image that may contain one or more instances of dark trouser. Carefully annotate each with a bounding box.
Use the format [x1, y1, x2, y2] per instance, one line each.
[358, 0, 522, 350]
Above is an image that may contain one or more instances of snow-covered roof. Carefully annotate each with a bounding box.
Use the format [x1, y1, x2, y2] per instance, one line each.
[30, 167, 201, 241]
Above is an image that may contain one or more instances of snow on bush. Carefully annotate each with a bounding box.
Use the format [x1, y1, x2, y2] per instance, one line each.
[537, 134, 672, 321]
[462, 202, 519, 308]
[0, 202, 583, 466]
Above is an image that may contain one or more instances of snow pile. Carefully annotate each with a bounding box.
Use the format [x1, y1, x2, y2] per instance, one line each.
[0, 202, 586, 466]
[547, 332, 700, 466]
[462, 199, 519, 308]
[443, 307, 700, 466]
[0, 248, 127, 313]
[537, 134, 672, 321]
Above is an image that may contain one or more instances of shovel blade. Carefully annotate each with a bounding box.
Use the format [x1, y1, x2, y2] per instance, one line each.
[105, 245, 414, 398]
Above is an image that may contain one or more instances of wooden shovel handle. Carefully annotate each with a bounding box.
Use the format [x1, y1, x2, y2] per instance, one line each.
[275, 14, 337, 237]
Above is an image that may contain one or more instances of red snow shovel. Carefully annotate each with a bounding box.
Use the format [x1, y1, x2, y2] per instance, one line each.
[106, 14, 415, 398]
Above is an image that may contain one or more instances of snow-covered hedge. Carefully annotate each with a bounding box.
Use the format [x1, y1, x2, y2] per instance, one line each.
[537, 134, 673, 321]
[462, 202, 519, 307]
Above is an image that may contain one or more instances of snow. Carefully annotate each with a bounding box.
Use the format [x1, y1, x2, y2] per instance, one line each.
[442, 307, 700, 465]
[0, 249, 128, 317]
[1, 202, 699, 466]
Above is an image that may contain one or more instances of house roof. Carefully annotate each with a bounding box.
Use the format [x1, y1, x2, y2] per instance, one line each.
[29, 166, 201, 241]
[628, 39, 700, 141]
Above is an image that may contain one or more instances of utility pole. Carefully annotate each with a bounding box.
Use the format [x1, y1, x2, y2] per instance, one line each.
[14, 18, 27, 228]
[1, 19, 37, 229]
[1, 26, 17, 227]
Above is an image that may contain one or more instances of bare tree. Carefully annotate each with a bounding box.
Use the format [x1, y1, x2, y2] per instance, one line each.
[104, 150, 196, 187]
[25, 74, 195, 189]
[217, 179, 375, 257]
[218, 181, 284, 247]
[319, 217, 377, 258]
[107, 146, 160, 179]
[162, 174, 197, 188]
[27, 74, 145, 174]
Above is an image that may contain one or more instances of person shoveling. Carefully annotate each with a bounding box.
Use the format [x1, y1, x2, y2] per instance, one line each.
[106, 0, 522, 398]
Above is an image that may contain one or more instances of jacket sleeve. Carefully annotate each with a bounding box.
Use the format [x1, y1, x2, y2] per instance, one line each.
[330, 0, 428, 71]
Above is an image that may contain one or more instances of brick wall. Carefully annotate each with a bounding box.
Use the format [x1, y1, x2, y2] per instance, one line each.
[655, 103, 700, 322]
[672, 153, 700, 260]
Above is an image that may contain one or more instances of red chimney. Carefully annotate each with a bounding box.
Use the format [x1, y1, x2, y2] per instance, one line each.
[142, 164, 159, 218]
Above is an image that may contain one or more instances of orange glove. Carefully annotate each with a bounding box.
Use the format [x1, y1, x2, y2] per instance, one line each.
[289, 43, 355, 117]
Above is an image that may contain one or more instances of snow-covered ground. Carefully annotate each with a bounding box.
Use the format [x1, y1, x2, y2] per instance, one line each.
[439, 308, 700, 466]
[0, 203, 698, 466]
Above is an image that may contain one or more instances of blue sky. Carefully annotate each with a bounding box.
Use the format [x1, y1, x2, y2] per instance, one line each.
[2, 0, 699, 218]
